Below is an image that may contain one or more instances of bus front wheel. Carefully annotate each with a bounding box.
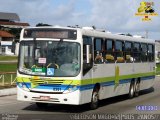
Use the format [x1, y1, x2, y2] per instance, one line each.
[90, 90, 99, 109]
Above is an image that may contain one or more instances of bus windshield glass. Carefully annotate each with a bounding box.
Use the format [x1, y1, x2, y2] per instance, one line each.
[19, 41, 80, 77]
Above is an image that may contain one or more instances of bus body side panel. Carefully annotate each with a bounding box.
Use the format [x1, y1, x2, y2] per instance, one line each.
[79, 69, 93, 104]
[133, 62, 155, 90]
[80, 62, 155, 104]
[93, 63, 133, 100]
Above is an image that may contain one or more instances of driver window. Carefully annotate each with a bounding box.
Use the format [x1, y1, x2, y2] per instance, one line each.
[83, 36, 93, 75]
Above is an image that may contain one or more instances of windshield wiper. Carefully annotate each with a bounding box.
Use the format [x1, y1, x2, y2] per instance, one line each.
[54, 39, 64, 65]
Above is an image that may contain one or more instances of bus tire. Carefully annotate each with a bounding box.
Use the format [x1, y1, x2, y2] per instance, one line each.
[90, 89, 99, 110]
[129, 80, 135, 98]
[36, 102, 48, 108]
[135, 80, 140, 97]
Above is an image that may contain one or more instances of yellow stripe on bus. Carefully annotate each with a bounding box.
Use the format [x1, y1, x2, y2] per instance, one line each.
[17, 71, 155, 86]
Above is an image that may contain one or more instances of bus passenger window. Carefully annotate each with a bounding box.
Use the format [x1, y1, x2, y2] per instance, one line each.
[105, 39, 115, 63]
[115, 40, 124, 63]
[133, 42, 141, 62]
[148, 44, 154, 62]
[141, 43, 148, 62]
[94, 38, 103, 64]
[124, 42, 133, 63]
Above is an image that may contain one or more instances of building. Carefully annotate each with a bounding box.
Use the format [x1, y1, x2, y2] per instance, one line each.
[0, 30, 15, 55]
[0, 12, 29, 28]
[0, 12, 29, 55]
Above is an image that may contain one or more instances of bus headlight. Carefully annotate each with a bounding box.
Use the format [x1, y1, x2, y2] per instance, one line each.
[18, 83, 23, 88]
[64, 85, 78, 93]
[18, 82, 30, 92]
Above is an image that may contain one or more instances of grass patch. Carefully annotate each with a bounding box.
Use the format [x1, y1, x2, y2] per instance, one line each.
[0, 55, 18, 61]
[156, 63, 160, 75]
[0, 63, 17, 88]
[156, 64, 160, 71]
[0, 56, 18, 88]
[0, 63, 17, 72]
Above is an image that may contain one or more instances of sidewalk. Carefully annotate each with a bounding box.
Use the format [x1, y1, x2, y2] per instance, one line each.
[0, 87, 16, 96]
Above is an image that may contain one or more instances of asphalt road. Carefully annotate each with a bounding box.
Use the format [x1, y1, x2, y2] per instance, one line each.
[0, 77, 160, 120]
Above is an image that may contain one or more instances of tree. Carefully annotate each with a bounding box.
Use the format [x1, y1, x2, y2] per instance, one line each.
[92, 26, 96, 29]
[126, 33, 132, 37]
[36, 23, 51, 27]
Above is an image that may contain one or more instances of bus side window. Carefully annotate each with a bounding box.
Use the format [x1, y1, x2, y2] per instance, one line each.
[83, 36, 93, 75]
[94, 38, 103, 64]
[148, 44, 154, 62]
[133, 42, 141, 62]
[141, 43, 148, 62]
[115, 40, 124, 63]
[105, 39, 115, 63]
[124, 41, 133, 63]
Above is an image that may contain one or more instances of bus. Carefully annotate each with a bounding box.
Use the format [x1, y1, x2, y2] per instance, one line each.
[17, 26, 155, 109]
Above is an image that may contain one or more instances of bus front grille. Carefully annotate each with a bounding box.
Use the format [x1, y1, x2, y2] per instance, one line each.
[30, 89, 63, 93]
[30, 79, 65, 85]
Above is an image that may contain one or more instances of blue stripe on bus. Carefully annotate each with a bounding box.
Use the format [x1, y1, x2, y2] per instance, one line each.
[79, 84, 95, 91]
[141, 76, 155, 81]
[36, 85, 68, 90]
[81, 75, 155, 91]
[17, 75, 155, 91]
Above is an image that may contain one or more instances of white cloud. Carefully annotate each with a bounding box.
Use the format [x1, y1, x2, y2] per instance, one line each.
[0, 0, 77, 25]
[89, 0, 160, 39]
[0, 0, 159, 39]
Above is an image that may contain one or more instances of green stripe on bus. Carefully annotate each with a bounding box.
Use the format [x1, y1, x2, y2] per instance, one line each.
[17, 71, 155, 85]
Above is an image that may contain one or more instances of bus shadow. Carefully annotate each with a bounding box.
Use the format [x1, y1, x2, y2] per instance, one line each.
[23, 87, 154, 113]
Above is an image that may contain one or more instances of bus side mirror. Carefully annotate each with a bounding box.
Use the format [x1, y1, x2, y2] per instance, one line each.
[86, 45, 91, 64]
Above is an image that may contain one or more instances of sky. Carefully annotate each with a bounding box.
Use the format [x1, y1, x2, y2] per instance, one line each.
[0, 0, 160, 40]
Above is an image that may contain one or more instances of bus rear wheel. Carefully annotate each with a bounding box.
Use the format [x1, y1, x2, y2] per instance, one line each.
[90, 90, 99, 110]
[129, 80, 135, 98]
[135, 80, 140, 97]
[36, 102, 48, 108]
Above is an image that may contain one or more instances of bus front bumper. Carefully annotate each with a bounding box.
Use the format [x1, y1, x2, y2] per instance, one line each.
[17, 86, 81, 105]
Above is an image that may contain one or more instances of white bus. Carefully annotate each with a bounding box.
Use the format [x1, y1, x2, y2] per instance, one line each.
[17, 26, 155, 109]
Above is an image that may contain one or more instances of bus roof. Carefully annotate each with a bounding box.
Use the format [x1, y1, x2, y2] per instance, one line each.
[79, 28, 154, 44]
[22, 26, 155, 44]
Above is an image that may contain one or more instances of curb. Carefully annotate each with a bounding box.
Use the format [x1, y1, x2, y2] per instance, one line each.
[0, 88, 17, 96]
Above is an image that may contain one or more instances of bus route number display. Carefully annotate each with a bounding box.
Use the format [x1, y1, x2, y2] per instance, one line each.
[23, 28, 77, 39]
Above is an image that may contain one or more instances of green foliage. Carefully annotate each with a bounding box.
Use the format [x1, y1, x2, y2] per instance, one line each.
[36, 23, 51, 27]
[0, 56, 17, 61]
[8, 28, 22, 40]
[0, 63, 17, 72]
[156, 63, 160, 75]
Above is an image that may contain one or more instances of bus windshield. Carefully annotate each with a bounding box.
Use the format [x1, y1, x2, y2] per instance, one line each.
[19, 41, 81, 77]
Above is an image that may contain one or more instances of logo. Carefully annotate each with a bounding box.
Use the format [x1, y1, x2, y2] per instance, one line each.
[135, 1, 158, 21]
[47, 68, 54, 76]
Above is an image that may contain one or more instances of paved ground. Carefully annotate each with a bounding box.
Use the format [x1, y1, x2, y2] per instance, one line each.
[0, 77, 160, 120]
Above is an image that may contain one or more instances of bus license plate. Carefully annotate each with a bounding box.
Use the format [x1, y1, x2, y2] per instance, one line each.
[40, 96, 50, 101]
